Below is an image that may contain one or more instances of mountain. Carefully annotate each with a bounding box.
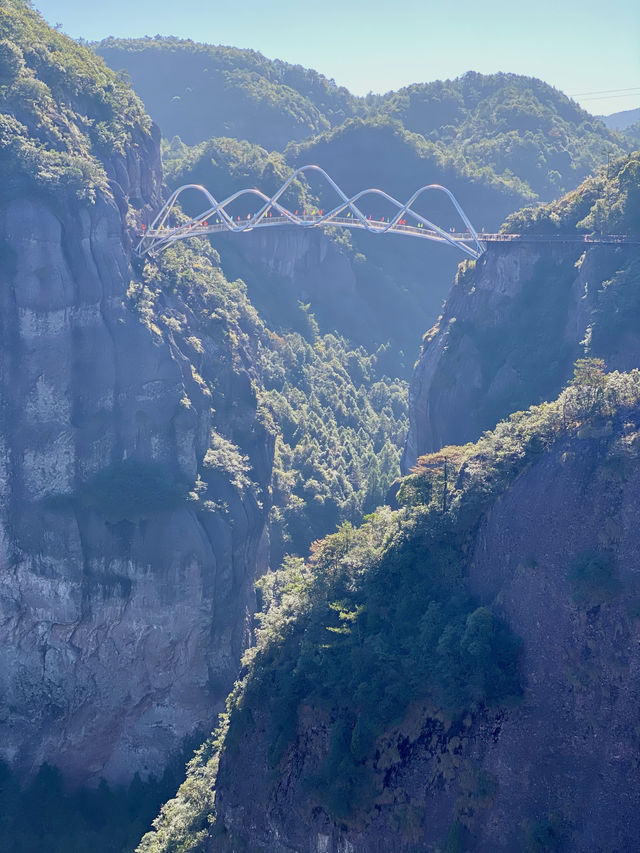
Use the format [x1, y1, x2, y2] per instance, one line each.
[137, 151, 640, 853]
[600, 106, 640, 130]
[378, 72, 624, 199]
[4, 5, 640, 852]
[404, 150, 640, 466]
[94, 37, 363, 150]
[138, 365, 640, 853]
[161, 122, 528, 377]
[95, 40, 626, 204]
[95, 42, 628, 371]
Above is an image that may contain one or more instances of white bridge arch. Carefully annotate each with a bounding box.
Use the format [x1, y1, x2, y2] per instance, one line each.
[135, 164, 485, 259]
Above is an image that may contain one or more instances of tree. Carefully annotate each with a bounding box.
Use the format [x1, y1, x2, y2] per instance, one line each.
[569, 357, 607, 414]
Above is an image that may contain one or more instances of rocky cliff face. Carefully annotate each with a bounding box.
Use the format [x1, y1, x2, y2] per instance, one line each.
[0, 9, 274, 785]
[403, 240, 639, 468]
[216, 225, 363, 336]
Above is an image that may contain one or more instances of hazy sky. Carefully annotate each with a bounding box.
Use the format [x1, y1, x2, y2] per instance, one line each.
[34, 0, 640, 116]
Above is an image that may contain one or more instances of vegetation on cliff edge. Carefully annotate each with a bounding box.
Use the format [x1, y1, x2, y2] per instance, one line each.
[0, 0, 150, 201]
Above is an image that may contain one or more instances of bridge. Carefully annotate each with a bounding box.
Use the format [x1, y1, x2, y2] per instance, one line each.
[135, 164, 485, 259]
[135, 164, 638, 260]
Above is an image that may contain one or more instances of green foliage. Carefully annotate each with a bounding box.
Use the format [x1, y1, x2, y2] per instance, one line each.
[203, 434, 253, 493]
[381, 72, 623, 200]
[78, 459, 189, 522]
[150, 75, 632, 389]
[137, 239, 408, 561]
[568, 551, 622, 609]
[234, 506, 522, 818]
[96, 37, 362, 149]
[286, 114, 528, 213]
[624, 121, 640, 147]
[568, 358, 607, 416]
[137, 722, 228, 853]
[523, 814, 565, 852]
[442, 820, 471, 853]
[262, 330, 407, 562]
[0, 0, 150, 201]
[138, 369, 640, 850]
[97, 40, 623, 205]
[503, 151, 640, 236]
[161, 135, 311, 216]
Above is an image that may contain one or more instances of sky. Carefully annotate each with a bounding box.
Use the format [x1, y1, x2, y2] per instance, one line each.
[33, 0, 640, 117]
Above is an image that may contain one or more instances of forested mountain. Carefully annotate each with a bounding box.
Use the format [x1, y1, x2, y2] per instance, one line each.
[138, 365, 640, 853]
[138, 155, 640, 853]
[94, 37, 363, 150]
[161, 124, 526, 375]
[0, 4, 406, 850]
[379, 72, 623, 198]
[96, 40, 630, 366]
[97, 39, 627, 202]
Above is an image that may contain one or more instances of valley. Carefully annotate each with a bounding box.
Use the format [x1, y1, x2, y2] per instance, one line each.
[0, 2, 639, 851]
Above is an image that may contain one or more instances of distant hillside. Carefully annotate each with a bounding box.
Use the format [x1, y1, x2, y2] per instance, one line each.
[379, 72, 624, 198]
[600, 106, 640, 130]
[97, 41, 625, 202]
[94, 37, 363, 150]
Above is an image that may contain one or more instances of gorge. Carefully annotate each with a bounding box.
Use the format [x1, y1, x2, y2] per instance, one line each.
[0, 2, 639, 851]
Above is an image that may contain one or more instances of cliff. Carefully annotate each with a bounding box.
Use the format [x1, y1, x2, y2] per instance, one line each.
[0, 1, 274, 785]
[404, 152, 640, 466]
[138, 368, 640, 853]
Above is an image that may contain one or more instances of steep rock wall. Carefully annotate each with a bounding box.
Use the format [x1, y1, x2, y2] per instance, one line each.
[215, 227, 379, 345]
[0, 123, 273, 785]
[403, 242, 639, 468]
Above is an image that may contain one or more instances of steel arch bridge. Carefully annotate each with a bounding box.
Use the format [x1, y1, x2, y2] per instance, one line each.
[135, 164, 485, 260]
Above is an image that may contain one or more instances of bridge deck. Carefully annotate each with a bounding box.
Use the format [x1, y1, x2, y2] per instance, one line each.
[137, 215, 637, 248]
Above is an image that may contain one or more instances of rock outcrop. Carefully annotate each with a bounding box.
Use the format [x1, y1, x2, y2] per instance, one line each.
[403, 240, 639, 468]
[139, 373, 640, 853]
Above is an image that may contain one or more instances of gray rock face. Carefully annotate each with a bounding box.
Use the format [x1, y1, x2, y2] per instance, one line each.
[216, 226, 380, 348]
[0, 128, 273, 785]
[464, 429, 640, 853]
[403, 242, 639, 469]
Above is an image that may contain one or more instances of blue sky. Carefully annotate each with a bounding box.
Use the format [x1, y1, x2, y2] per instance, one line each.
[34, 0, 640, 116]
